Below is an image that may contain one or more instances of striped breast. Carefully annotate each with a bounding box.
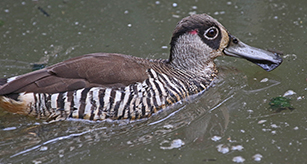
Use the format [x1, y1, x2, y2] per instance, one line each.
[9, 68, 213, 121]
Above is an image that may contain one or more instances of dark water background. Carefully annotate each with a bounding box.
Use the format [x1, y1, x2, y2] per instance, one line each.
[1, 0, 307, 163]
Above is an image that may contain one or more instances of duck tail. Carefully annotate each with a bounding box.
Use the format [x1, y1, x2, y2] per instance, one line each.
[0, 75, 33, 115]
[0, 94, 33, 115]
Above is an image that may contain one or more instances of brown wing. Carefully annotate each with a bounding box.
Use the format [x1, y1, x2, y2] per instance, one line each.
[0, 53, 151, 95]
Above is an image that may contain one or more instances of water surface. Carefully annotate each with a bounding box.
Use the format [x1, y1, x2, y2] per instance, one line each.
[1, 0, 307, 163]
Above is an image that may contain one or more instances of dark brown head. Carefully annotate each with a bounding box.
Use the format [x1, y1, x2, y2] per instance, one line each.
[169, 14, 282, 72]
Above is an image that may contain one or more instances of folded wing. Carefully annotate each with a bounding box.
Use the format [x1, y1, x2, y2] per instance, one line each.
[0, 53, 151, 95]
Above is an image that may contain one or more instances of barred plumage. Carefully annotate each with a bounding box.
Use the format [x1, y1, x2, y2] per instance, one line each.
[17, 69, 213, 121]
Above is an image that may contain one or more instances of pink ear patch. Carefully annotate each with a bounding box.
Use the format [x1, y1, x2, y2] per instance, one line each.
[189, 30, 198, 35]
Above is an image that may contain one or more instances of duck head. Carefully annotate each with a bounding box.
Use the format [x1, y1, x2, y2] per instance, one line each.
[169, 14, 282, 72]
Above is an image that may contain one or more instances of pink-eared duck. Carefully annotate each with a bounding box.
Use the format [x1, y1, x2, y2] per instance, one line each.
[0, 14, 282, 121]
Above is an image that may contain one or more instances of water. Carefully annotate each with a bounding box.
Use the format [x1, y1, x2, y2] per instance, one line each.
[1, 0, 307, 163]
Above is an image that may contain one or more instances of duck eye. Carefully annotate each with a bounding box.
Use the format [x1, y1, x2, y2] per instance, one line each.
[204, 27, 218, 40]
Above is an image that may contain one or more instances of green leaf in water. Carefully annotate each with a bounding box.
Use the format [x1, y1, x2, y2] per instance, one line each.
[0, 20, 4, 26]
[269, 96, 294, 112]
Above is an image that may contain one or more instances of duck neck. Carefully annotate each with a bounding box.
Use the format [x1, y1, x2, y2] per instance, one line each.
[168, 34, 217, 81]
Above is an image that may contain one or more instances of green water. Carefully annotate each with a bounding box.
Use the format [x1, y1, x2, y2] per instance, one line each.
[1, 0, 307, 163]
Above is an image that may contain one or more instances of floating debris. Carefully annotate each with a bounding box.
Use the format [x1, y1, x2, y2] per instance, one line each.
[252, 154, 263, 161]
[2, 126, 17, 131]
[282, 54, 297, 60]
[232, 156, 245, 163]
[211, 135, 222, 142]
[163, 124, 174, 129]
[297, 96, 304, 100]
[247, 109, 253, 113]
[213, 11, 226, 15]
[170, 139, 185, 148]
[231, 145, 244, 151]
[258, 120, 267, 124]
[38, 6, 50, 17]
[270, 124, 279, 128]
[32, 160, 42, 164]
[269, 97, 294, 112]
[283, 90, 296, 97]
[160, 139, 185, 150]
[260, 78, 268, 83]
[40, 146, 48, 151]
[189, 11, 197, 15]
[216, 144, 229, 154]
[203, 158, 217, 162]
